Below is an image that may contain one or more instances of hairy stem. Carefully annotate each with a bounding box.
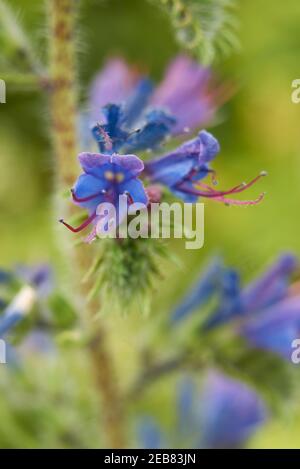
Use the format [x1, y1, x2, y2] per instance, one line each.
[48, 0, 125, 448]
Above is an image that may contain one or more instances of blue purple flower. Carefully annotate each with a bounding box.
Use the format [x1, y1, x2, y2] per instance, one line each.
[0, 264, 53, 337]
[240, 294, 300, 359]
[200, 371, 267, 448]
[204, 253, 298, 330]
[138, 417, 164, 449]
[144, 130, 266, 203]
[151, 55, 219, 135]
[59, 152, 148, 239]
[88, 55, 219, 149]
[63, 55, 266, 239]
[139, 371, 266, 449]
[171, 253, 300, 360]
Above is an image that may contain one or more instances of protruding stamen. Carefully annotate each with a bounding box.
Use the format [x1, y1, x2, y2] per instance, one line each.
[195, 171, 267, 197]
[177, 182, 245, 198]
[123, 191, 134, 204]
[96, 123, 112, 151]
[214, 192, 266, 206]
[71, 188, 103, 203]
[59, 212, 97, 233]
[185, 168, 218, 186]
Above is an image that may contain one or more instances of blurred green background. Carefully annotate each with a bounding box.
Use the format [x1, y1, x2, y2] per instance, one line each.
[1, 0, 300, 448]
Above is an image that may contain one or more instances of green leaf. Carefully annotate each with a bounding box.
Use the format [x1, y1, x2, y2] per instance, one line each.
[0, 0, 43, 75]
[48, 293, 77, 329]
[151, 0, 239, 64]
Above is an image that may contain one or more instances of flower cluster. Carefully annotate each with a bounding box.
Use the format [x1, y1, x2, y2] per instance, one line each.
[60, 56, 266, 240]
[171, 253, 300, 359]
[139, 371, 266, 449]
[137, 253, 300, 449]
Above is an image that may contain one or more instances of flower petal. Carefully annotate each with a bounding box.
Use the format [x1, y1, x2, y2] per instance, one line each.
[110, 154, 144, 178]
[201, 371, 267, 448]
[73, 173, 107, 210]
[122, 109, 175, 153]
[119, 178, 148, 205]
[198, 130, 220, 163]
[89, 58, 139, 122]
[151, 55, 214, 134]
[121, 78, 154, 129]
[78, 152, 111, 177]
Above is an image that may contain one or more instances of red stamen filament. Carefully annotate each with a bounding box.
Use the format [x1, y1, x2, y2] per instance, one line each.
[196, 172, 266, 196]
[96, 123, 113, 151]
[59, 212, 97, 233]
[124, 191, 134, 205]
[212, 192, 266, 206]
[176, 182, 245, 198]
[71, 188, 104, 203]
[177, 172, 267, 202]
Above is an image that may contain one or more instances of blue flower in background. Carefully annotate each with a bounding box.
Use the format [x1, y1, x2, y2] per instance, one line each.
[240, 294, 300, 359]
[0, 264, 53, 337]
[170, 253, 300, 360]
[170, 257, 223, 323]
[91, 104, 176, 155]
[138, 417, 164, 449]
[15, 263, 53, 298]
[203, 253, 298, 330]
[176, 377, 201, 445]
[88, 55, 219, 151]
[178, 372, 266, 449]
[0, 263, 57, 367]
[0, 269, 12, 284]
[200, 371, 267, 448]
[139, 371, 266, 449]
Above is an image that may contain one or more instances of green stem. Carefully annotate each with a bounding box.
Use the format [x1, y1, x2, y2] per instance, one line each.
[47, 0, 125, 448]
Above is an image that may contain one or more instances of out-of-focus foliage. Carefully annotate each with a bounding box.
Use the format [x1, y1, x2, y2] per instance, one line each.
[152, 0, 239, 64]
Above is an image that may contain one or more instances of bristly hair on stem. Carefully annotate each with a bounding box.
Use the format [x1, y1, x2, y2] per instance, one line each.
[85, 237, 169, 315]
[151, 0, 239, 65]
[47, 0, 126, 448]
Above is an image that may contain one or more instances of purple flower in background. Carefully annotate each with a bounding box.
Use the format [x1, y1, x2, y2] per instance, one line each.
[171, 257, 223, 323]
[0, 285, 36, 337]
[138, 371, 266, 449]
[240, 294, 300, 359]
[89, 57, 140, 123]
[0, 264, 53, 337]
[203, 253, 298, 330]
[200, 371, 267, 448]
[138, 417, 164, 449]
[151, 55, 218, 135]
[59, 152, 148, 239]
[171, 254, 297, 327]
[171, 253, 300, 360]
[15, 264, 53, 298]
[177, 373, 266, 449]
[0, 269, 12, 284]
[87, 55, 219, 154]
